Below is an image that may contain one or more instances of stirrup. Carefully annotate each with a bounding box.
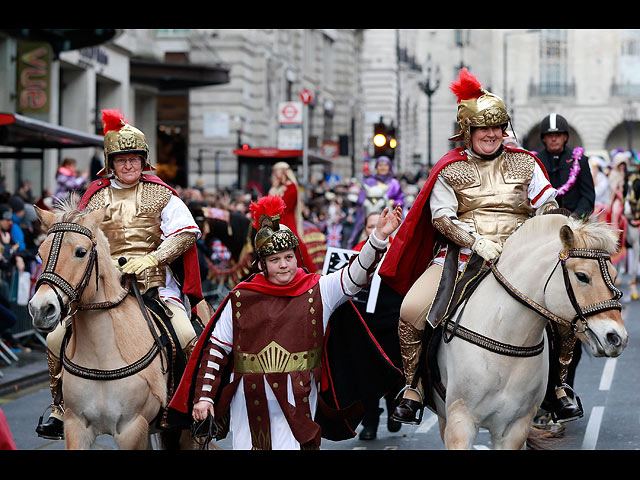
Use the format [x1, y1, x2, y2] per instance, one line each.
[36, 403, 65, 440]
[392, 385, 425, 425]
[551, 384, 583, 424]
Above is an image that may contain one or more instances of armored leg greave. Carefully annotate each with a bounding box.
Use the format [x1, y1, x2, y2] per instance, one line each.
[398, 318, 423, 391]
[391, 318, 425, 425]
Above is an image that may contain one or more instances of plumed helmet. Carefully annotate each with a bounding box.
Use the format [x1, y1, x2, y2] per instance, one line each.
[448, 68, 510, 150]
[249, 195, 300, 275]
[99, 109, 153, 176]
[540, 113, 570, 139]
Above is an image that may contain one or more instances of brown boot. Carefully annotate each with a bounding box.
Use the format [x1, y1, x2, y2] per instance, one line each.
[35, 349, 65, 440]
[391, 319, 425, 425]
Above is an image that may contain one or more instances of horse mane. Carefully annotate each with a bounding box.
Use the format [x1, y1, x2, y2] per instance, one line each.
[504, 213, 620, 255]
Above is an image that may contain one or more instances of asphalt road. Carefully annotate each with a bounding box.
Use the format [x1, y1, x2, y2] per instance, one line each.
[3, 275, 640, 451]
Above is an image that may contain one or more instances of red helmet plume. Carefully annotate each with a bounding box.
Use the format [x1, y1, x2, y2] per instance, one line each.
[249, 195, 286, 231]
[101, 109, 126, 135]
[450, 68, 483, 103]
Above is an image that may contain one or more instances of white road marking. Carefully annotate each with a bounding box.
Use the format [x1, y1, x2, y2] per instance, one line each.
[582, 406, 604, 450]
[599, 358, 617, 391]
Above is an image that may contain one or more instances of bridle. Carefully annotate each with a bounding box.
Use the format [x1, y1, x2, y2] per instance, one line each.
[34, 220, 161, 381]
[491, 247, 622, 335]
[34, 221, 129, 319]
[444, 247, 623, 357]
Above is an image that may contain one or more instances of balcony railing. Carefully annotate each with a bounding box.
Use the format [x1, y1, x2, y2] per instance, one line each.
[611, 83, 640, 97]
[529, 82, 576, 97]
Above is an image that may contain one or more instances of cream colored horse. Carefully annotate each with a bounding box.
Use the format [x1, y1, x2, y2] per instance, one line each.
[28, 198, 198, 450]
[431, 214, 628, 449]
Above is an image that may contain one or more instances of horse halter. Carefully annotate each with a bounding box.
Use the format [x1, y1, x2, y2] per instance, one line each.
[547, 248, 623, 333]
[34, 221, 99, 319]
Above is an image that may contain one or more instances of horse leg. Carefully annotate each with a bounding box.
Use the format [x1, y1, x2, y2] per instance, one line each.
[114, 414, 151, 450]
[489, 405, 538, 450]
[64, 408, 96, 450]
[443, 399, 478, 450]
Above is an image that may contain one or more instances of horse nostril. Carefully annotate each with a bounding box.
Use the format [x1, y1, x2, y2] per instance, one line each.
[44, 303, 57, 319]
[607, 332, 621, 347]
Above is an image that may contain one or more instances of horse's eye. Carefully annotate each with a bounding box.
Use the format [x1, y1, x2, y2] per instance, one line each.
[575, 272, 590, 284]
[75, 247, 87, 258]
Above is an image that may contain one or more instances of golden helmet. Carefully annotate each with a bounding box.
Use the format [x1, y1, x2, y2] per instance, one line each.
[99, 109, 152, 175]
[249, 195, 300, 275]
[448, 68, 510, 150]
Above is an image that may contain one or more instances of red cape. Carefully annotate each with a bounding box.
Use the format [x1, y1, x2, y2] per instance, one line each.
[379, 146, 550, 295]
[79, 174, 203, 305]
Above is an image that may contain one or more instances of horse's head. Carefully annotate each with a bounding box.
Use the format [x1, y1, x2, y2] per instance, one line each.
[544, 216, 628, 357]
[28, 197, 112, 333]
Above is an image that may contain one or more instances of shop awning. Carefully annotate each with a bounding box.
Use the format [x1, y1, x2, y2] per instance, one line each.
[0, 29, 119, 59]
[130, 57, 230, 91]
[0, 112, 103, 156]
[233, 147, 302, 158]
[233, 147, 333, 166]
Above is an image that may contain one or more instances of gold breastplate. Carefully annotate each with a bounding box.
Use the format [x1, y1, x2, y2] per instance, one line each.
[440, 150, 535, 245]
[85, 181, 173, 291]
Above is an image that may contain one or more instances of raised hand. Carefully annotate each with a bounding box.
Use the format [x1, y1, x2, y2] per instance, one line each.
[375, 204, 403, 240]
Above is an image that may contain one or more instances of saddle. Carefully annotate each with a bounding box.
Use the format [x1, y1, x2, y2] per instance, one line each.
[418, 243, 490, 412]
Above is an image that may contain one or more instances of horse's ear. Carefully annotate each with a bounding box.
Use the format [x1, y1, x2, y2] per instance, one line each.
[560, 224, 575, 248]
[34, 205, 56, 231]
[86, 204, 109, 227]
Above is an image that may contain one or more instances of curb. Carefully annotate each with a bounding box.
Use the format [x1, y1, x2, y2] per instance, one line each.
[0, 370, 49, 397]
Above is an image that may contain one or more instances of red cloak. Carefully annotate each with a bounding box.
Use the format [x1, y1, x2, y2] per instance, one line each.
[379, 146, 550, 296]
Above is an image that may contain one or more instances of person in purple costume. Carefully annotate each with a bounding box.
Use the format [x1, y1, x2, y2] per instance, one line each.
[348, 156, 404, 249]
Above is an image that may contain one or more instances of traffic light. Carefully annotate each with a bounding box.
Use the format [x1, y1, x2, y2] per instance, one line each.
[373, 121, 397, 160]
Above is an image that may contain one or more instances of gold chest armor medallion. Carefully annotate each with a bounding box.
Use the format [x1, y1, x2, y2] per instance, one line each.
[441, 150, 535, 245]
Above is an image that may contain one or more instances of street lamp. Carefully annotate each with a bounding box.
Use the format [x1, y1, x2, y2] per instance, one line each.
[419, 54, 441, 166]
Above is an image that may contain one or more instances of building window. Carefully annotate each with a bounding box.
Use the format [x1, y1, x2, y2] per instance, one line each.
[618, 30, 640, 96]
[538, 29, 569, 96]
[322, 33, 334, 88]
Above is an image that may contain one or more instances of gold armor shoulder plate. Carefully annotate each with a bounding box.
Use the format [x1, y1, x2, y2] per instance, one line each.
[140, 182, 173, 213]
[502, 151, 535, 182]
[440, 160, 477, 188]
[85, 187, 110, 211]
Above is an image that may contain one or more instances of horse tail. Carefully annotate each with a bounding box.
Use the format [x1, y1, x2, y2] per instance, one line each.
[525, 422, 570, 450]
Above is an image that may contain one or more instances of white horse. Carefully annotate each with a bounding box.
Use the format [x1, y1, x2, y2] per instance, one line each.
[28, 198, 200, 450]
[429, 214, 628, 449]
